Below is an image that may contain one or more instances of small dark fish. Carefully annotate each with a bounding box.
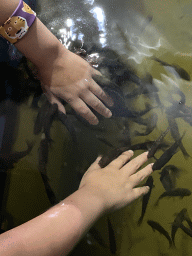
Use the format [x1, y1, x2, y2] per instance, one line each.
[163, 165, 182, 177]
[152, 57, 190, 81]
[107, 217, 117, 254]
[38, 136, 49, 174]
[57, 111, 78, 144]
[98, 146, 129, 168]
[167, 117, 190, 158]
[155, 188, 191, 206]
[148, 126, 170, 158]
[162, 165, 182, 188]
[126, 74, 158, 99]
[131, 141, 169, 152]
[38, 136, 57, 205]
[92, 74, 132, 118]
[89, 227, 107, 248]
[134, 113, 158, 137]
[115, 23, 132, 53]
[43, 103, 58, 142]
[41, 172, 57, 205]
[130, 141, 155, 151]
[182, 209, 192, 230]
[180, 223, 192, 238]
[171, 208, 188, 245]
[0, 141, 34, 169]
[138, 176, 154, 226]
[96, 136, 114, 148]
[159, 169, 174, 192]
[152, 132, 186, 171]
[31, 90, 43, 109]
[34, 98, 51, 135]
[130, 116, 152, 126]
[147, 220, 172, 247]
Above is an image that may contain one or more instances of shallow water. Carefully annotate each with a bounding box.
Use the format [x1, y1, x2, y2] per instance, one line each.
[1, 0, 192, 255]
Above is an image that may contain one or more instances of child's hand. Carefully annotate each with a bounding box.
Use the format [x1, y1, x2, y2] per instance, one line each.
[79, 151, 153, 213]
[38, 47, 114, 125]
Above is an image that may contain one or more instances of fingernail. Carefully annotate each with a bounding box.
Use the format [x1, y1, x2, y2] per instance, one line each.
[92, 118, 99, 125]
[146, 186, 150, 192]
[129, 150, 134, 156]
[106, 110, 112, 118]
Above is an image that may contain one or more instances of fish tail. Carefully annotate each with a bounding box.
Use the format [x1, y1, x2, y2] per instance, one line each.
[137, 216, 143, 226]
[107, 217, 117, 255]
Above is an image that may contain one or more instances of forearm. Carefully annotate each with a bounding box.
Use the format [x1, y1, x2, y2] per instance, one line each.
[0, 0, 68, 69]
[15, 17, 67, 69]
[0, 186, 105, 256]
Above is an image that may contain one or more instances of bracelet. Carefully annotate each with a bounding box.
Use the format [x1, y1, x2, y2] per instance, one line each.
[0, 0, 36, 44]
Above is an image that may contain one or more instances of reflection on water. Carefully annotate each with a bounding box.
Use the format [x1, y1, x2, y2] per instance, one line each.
[1, 0, 192, 255]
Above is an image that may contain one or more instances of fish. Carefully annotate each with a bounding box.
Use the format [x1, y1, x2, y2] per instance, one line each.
[38, 135, 49, 175]
[107, 217, 117, 254]
[31, 90, 43, 109]
[180, 223, 192, 238]
[43, 103, 58, 142]
[138, 176, 154, 226]
[38, 135, 57, 205]
[152, 57, 190, 81]
[147, 220, 172, 247]
[131, 141, 169, 152]
[155, 188, 191, 206]
[171, 208, 188, 245]
[92, 74, 155, 118]
[98, 146, 129, 168]
[125, 77, 159, 98]
[57, 111, 78, 145]
[0, 140, 34, 169]
[96, 136, 114, 148]
[147, 126, 170, 158]
[134, 103, 156, 117]
[134, 113, 158, 137]
[162, 165, 182, 188]
[152, 132, 186, 171]
[130, 116, 153, 126]
[159, 169, 174, 192]
[34, 97, 51, 135]
[167, 116, 190, 158]
[89, 227, 107, 248]
[40, 172, 57, 205]
[179, 208, 192, 230]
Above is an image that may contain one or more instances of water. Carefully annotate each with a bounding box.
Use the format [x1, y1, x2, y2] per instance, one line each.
[1, 0, 192, 255]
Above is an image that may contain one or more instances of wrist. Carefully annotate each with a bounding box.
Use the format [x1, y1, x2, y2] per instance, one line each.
[15, 17, 68, 69]
[63, 186, 107, 232]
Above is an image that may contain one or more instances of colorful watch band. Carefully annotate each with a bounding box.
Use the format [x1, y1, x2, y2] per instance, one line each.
[0, 0, 36, 44]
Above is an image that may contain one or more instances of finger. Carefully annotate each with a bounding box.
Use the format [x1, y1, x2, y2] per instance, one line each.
[130, 186, 150, 201]
[91, 68, 102, 76]
[71, 98, 99, 125]
[108, 150, 134, 169]
[122, 151, 149, 176]
[81, 90, 112, 118]
[44, 90, 66, 115]
[90, 155, 103, 169]
[90, 78, 114, 107]
[129, 164, 153, 188]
